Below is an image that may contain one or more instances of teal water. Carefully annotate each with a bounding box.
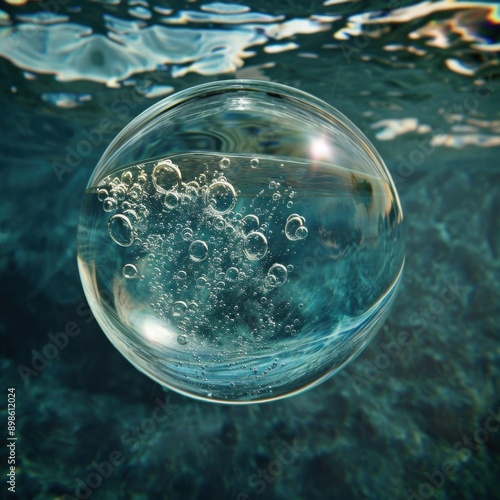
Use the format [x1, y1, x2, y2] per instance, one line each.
[0, 1, 499, 499]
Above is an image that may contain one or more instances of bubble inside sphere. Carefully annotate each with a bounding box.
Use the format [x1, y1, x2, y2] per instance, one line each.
[77, 80, 404, 403]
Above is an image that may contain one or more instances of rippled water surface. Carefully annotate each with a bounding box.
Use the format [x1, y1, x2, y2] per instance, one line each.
[1, 0, 499, 498]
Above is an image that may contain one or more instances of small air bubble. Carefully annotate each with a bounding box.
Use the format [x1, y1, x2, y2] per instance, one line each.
[295, 226, 308, 240]
[103, 197, 117, 212]
[181, 228, 194, 241]
[225, 267, 239, 281]
[152, 160, 182, 194]
[214, 217, 225, 230]
[184, 185, 197, 198]
[196, 277, 208, 288]
[267, 263, 288, 287]
[122, 264, 138, 279]
[219, 157, 230, 169]
[264, 275, 277, 288]
[164, 191, 179, 209]
[108, 214, 134, 247]
[205, 180, 237, 214]
[121, 171, 133, 184]
[241, 214, 259, 234]
[243, 231, 268, 261]
[110, 185, 126, 200]
[189, 240, 209, 262]
[131, 183, 144, 199]
[177, 335, 188, 345]
[172, 301, 188, 317]
[97, 189, 108, 202]
[250, 158, 260, 169]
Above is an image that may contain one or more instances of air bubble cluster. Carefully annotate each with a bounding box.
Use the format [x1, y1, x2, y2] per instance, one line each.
[89, 155, 314, 359]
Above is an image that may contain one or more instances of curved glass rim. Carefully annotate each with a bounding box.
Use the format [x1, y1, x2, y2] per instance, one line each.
[116, 258, 405, 405]
[93, 80, 401, 210]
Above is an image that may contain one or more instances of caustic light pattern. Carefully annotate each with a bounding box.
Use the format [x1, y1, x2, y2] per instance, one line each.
[77, 81, 404, 403]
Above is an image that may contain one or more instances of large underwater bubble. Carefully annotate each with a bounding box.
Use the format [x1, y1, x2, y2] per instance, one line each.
[77, 80, 404, 403]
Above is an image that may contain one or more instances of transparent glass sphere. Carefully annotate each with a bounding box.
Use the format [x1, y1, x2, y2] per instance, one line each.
[77, 80, 404, 403]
